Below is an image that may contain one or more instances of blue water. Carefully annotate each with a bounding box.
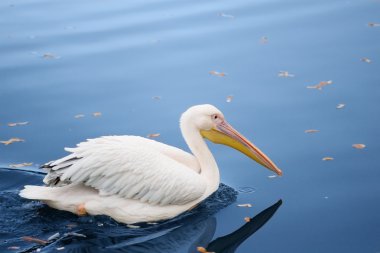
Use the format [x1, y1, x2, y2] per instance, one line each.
[1, 0, 380, 252]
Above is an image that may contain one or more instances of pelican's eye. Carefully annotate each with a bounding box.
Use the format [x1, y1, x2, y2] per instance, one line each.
[211, 114, 222, 124]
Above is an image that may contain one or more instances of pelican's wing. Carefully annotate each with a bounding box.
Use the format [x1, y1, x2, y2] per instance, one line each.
[43, 136, 207, 206]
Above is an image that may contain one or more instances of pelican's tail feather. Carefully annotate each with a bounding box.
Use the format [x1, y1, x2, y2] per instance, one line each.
[19, 185, 54, 200]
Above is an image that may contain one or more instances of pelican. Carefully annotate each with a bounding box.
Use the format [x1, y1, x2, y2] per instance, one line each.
[20, 104, 282, 224]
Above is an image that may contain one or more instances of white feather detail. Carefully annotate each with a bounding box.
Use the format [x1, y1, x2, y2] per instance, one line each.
[52, 136, 206, 206]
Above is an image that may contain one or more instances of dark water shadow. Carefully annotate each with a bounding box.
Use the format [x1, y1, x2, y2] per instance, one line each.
[0, 168, 281, 253]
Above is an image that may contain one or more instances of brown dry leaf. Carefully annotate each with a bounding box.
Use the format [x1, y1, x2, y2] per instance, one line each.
[336, 104, 345, 109]
[209, 70, 226, 77]
[352, 144, 366, 149]
[147, 133, 160, 138]
[92, 112, 102, 117]
[260, 36, 269, 44]
[237, 203, 252, 208]
[0, 138, 25, 145]
[305, 129, 320, 134]
[368, 22, 380, 27]
[244, 217, 251, 222]
[307, 80, 333, 90]
[21, 236, 48, 245]
[196, 246, 214, 253]
[322, 157, 334, 161]
[361, 57, 371, 63]
[74, 114, 85, 119]
[8, 121, 29, 127]
[226, 95, 233, 103]
[9, 162, 33, 168]
[42, 53, 60, 59]
[278, 71, 295, 78]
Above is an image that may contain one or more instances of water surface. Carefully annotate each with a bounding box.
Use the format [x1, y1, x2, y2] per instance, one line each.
[1, 0, 380, 252]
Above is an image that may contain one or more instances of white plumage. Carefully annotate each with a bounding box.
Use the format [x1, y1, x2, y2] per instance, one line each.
[20, 104, 282, 224]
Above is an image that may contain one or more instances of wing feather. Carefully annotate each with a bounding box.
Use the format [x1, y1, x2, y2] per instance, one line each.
[45, 136, 207, 206]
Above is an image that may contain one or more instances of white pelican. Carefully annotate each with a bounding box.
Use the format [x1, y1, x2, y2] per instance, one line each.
[20, 104, 282, 224]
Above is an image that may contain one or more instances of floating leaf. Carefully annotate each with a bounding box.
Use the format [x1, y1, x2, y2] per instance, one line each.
[218, 12, 234, 19]
[42, 53, 60, 60]
[361, 57, 371, 63]
[368, 22, 380, 27]
[0, 138, 25, 145]
[304, 129, 320, 134]
[92, 112, 102, 117]
[147, 133, 160, 138]
[352, 144, 366, 149]
[197, 246, 214, 253]
[127, 224, 140, 229]
[7, 246, 20, 250]
[244, 217, 251, 222]
[64, 232, 86, 238]
[322, 157, 334, 161]
[336, 104, 345, 109]
[47, 233, 60, 241]
[278, 71, 294, 78]
[21, 236, 48, 245]
[74, 114, 85, 119]
[237, 203, 252, 208]
[307, 80, 333, 90]
[209, 70, 226, 77]
[8, 121, 29, 127]
[226, 95, 233, 103]
[260, 36, 269, 44]
[9, 162, 33, 168]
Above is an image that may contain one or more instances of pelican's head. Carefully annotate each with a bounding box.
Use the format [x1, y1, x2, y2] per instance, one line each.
[181, 104, 282, 176]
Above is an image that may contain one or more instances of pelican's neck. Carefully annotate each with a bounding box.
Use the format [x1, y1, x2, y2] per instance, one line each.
[180, 123, 220, 193]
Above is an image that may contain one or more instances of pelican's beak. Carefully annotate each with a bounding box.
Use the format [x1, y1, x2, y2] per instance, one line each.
[200, 120, 282, 176]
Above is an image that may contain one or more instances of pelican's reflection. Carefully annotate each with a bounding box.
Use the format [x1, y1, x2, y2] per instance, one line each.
[60, 200, 282, 253]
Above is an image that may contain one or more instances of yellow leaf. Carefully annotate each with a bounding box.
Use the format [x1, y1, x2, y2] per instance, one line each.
[209, 70, 226, 77]
[352, 144, 366, 149]
[0, 138, 25, 145]
[307, 80, 333, 90]
[21, 236, 48, 245]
